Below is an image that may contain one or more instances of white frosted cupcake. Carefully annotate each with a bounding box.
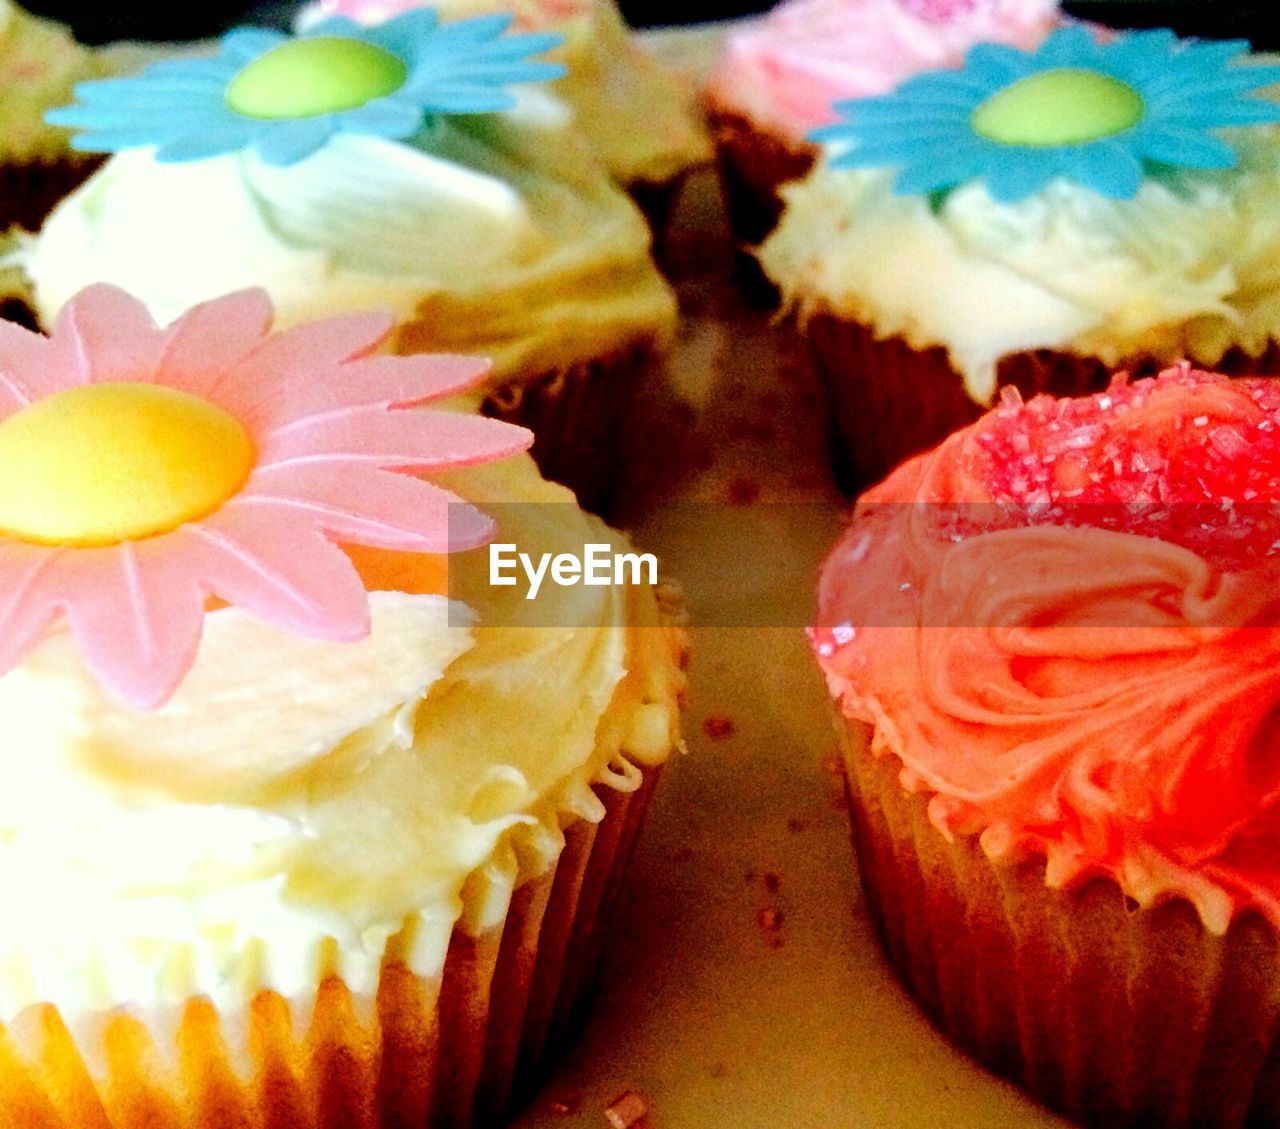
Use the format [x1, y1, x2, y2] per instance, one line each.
[760, 27, 1280, 488]
[299, 0, 711, 238]
[703, 0, 1060, 249]
[0, 284, 687, 1128]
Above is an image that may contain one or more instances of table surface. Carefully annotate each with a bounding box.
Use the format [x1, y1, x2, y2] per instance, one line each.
[511, 154, 1077, 1129]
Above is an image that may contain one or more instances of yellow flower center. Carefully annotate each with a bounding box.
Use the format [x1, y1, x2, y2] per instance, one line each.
[225, 37, 409, 120]
[972, 68, 1145, 147]
[0, 383, 255, 547]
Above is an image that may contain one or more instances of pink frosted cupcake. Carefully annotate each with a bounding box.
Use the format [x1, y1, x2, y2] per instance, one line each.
[814, 365, 1280, 1128]
[703, 0, 1060, 250]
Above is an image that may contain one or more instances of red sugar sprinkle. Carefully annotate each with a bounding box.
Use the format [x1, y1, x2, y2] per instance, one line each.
[758, 906, 784, 932]
[960, 367, 1280, 568]
[702, 714, 736, 741]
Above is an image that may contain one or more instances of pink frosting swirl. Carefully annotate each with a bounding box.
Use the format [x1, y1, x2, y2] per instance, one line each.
[707, 0, 1061, 142]
[814, 367, 1280, 932]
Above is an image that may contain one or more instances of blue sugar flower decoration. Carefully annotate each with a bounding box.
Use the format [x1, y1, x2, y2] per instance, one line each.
[47, 9, 565, 167]
[810, 26, 1280, 204]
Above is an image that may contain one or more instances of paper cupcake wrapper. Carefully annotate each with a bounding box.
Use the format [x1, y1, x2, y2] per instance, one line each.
[807, 315, 1280, 494]
[627, 175, 687, 266]
[705, 104, 817, 307]
[705, 103, 815, 250]
[840, 725, 1280, 1129]
[0, 766, 663, 1129]
[0, 155, 102, 233]
[482, 343, 654, 516]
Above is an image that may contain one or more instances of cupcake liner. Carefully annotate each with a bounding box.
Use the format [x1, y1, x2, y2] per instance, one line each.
[0, 766, 663, 1129]
[627, 175, 687, 265]
[705, 105, 816, 249]
[706, 104, 816, 305]
[840, 723, 1280, 1129]
[805, 314, 1280, 494]
[482, 342, 654, 516]
[0, 157, 102, 234]
[805, 314, 988, 492]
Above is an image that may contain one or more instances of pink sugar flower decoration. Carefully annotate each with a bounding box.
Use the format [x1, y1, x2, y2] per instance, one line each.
[0, 284, 531, 710]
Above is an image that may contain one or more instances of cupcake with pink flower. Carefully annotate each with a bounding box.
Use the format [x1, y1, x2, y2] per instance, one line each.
[704, 0, 1061, 251]
[22, 10, 677, 513]
[0, 285, 687, 1128]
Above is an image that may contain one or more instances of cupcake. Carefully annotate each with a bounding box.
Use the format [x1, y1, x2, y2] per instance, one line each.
[813, 364, 1280, 1129]
[703, 0, 1060, 252]
[22, 11, 678, 513]
[299, 0, 712, 242]
[759, 27, 1280, 489]
[0, 0, 110, 231]
[0, 284, 687, 1128]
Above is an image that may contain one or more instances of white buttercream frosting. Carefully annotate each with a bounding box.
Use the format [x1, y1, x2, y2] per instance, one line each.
[25, 109, 676, 383]
[0, 455, 685, 1023]
[760, 129, 1280, 404]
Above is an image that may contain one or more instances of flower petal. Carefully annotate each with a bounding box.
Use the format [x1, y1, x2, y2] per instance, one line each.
[983, 148, 1058, 203]
[1131, 126, 1239, 170]
[256, 406, 532, 471]
[240, 353, 491, 432]
[53, 284, 164, 384]
[60, 543, 206, 710]
[254, 118, 336, 167]
[214, 311, 395, 418]
[0, 319, 83, 412]
[155, 124, 257, 163]
[0, 544, 64, 677]
[239, 463, 493, 552]
[154, 289, 275, 401]
[184, 509, 371, 641]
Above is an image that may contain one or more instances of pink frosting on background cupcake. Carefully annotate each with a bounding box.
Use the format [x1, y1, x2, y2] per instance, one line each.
[707, 0, 1062, 142]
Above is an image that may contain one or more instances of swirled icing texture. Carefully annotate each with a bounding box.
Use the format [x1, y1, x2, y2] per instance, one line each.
[300, 0, 710, 186]
[760, 128, 1280, 405]
[0, 452, 686, 1021]
[25, 107, 676, 384]
[814, 367, 1280, 934]
[0, 0, 111, 163]
[705, 0, 1059, 144]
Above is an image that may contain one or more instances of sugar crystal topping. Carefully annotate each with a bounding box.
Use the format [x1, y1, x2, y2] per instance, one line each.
[962, 365, 1280, 568]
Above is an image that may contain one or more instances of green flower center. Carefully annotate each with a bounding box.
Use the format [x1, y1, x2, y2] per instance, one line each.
[971, 68, 1145, 147]
[226, 37, 408, 120]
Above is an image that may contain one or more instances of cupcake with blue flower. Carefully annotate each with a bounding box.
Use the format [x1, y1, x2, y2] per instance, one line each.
[758, 26, 1280, 489]
[20, 9, 677, 512]
[296, 0, 711, 242]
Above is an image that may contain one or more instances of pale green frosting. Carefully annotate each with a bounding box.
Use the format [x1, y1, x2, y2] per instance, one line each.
[0, 0, 109, 164]
[760, 129, 1280, 405]
[26, 105, 677, 383]
[0, 455, 686, 1022]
